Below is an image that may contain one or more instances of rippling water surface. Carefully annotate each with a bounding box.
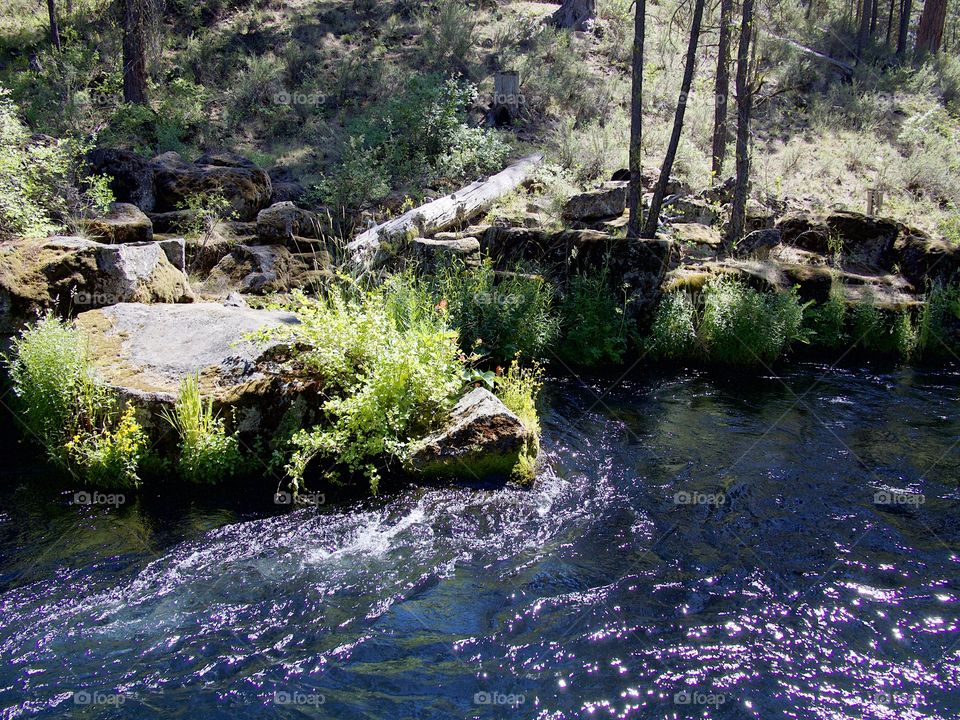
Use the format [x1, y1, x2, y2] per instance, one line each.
[1, 365, 958, 719]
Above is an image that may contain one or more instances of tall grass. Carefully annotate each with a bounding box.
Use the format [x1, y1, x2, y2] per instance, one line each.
[161, 374, 244, 484]
[558, 273, 630, 367]
[495, 360, 543, 483]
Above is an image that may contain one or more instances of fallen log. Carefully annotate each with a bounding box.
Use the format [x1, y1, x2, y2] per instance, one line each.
[347, 153, 544, 269]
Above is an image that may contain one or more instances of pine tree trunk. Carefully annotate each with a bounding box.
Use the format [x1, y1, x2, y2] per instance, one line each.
[886, 0, 896, 45]
[711, 0, 734, 178]
[857, 0, 876, 58]
[47, 0, 62, 52]
[627, 0, 646, 241]
[641, 0, 706, 238]
[728, 0, 756, 246]
[122, 0, 148, 105]
[897, 0, 913, 54]
[915, 0, 947, 53]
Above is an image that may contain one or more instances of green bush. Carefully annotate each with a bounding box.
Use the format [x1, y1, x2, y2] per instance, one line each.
[700, 276, 806, 366]
[919, 281, 960, 359]
[647, 291, 698, 361]
[0, 87, 74, 238]
[494, 360, 543, 482]
[558, 274, 629, 367]
[432, 260, 560, 363]
[313, 136, 391, 213]
[263, 281, 465, 494]
[848, 295, 917, 360]
[7, 314, 148, 486]
[804, 291, 849, 352]
[162, 374, 245, 484]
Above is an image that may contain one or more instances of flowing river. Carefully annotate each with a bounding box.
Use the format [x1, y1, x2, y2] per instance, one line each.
[0, 365, 958, 719]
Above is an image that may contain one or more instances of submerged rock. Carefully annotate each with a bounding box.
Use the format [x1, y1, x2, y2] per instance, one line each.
[408, 388, 530, 479]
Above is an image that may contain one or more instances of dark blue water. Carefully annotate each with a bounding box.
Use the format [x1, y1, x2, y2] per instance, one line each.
[1, 365, 958, 719]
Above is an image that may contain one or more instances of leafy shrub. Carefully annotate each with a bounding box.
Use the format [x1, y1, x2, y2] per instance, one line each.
[432, 260, 560, 363]
[647, 291, 698, 361]
[699, 276, 806, 366]
[265, 282, 465, 494]
[314, 136, 391, 213]
[162, 374, 244, 484]
[848, 294, 917, 360]
[558, 274, 629, 367]
[495, 360, 543, 482]
[804, 290, 849, 352]
[65, 405, 148, 489]
[0, 87, 74, 238]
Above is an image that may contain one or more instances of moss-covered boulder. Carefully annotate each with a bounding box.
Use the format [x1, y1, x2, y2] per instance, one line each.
[77, 202, 154, 244]
[408, 388, 531, 480]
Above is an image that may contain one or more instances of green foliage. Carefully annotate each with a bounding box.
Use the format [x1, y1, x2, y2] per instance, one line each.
[0, 87, 74, 238]
[313, 136, 390, 213]
[848, 295, 917, 360]
[176, 191, 235, 240]
[700, 277, 806, 366]
[432, 260, 560, 363]
[161, 374, 244, 484]
[64, 405, 148, 489]
[647, 291, 698, 361]
[7, 314, 148, 486]
[918, 281, 960, 359]
[557, 274, 629, 367]
[804, 290, 849, 352]
[495, 360, 543, 482]
[266, 281, 465, 494]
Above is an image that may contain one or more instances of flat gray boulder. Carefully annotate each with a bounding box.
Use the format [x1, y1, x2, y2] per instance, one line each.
[562, 182, 628, 221]
[408, 387, 529, 479]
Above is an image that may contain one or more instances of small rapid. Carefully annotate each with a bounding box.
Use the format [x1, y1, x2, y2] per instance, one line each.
[0, 365, 958, 719]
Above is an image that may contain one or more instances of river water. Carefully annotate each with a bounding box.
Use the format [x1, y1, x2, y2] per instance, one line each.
[0, 365, 958, 719]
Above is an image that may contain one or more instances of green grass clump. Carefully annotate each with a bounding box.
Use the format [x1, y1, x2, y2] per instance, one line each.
[162, 374, 245, 484]
[647, 291, 698, 361]
[848, 294, 918, 360]
[557, 274, 629, 367]
[433, 260, 560, 363]
[268, 280, 465, 494]
[803, 290, 849, 352]
[7, 314, 148, 487]
[918, 281, 960, 359]
[495, 360, 543, 483]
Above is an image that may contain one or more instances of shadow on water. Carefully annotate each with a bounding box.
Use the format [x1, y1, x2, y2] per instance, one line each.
[0, 363, 958, 719]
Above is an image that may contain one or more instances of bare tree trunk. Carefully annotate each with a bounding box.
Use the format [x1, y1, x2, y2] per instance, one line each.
[916, 0, 947, 53]
[897, 0, 913, 54]
[47, 0, 62, 52]
[806, 0, 815, 20]
[728, 0, 756, 246]
[122, 0, 148, 105]
[857, 0, 876, 58]
[886, 0, 896, 44]
[712, 0, 734, 178]
[627, 0, 646, 241]
[870, 0, 880, 33]
[641, 0, 706, 238]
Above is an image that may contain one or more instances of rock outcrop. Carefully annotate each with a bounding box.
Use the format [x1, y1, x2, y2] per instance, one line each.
[255, 202, 326, 245]
[408, 387, 530, 479]
[0, 237, 193, 334]
[77, 203, 154, 244]
[86, 148, 156, 212]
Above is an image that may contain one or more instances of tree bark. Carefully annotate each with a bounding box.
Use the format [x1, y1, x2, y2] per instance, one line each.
[915, 0, 947, 53]
[122, 0, 148, 105]
[711, 0, 734, 178]
[641, 0, 706, 238]
[552, 0, 597, 30]
[857, 0, 876, 58]
[47, 0, 62, 52]
[728, 0, 756, 246]
[626, 0, 646, 241]
[348, 154, 544, 268]
[897, 0, 913, 54]
[886, 0, 896, 45]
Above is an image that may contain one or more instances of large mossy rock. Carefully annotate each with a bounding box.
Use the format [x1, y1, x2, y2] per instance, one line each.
[408, 388, 530, 479]
[255, 201, 326, 245]
[151, 151, 273, 221]
[202, 244, 332, 295]
[74, 303, 313, 437]
[77, 202, 154, 244]
[86, 148, 156, 212]
[562, 182, 628, 221]
[0, 237, 193, 334]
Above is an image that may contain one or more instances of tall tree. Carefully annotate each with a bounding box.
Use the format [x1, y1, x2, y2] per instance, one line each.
[627, 0, 646, 240]
[712, 0, 734, 178]
[897, 0, 913, 54]
[886, 0, 896, 45]
[857, 0, 878, 58]
[122, 0, 148, 105]
[728, 0, 756, 245]
[46, 0, 62, 52]
[642, 0, 706, 238]
[915, 0, 947, 52]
